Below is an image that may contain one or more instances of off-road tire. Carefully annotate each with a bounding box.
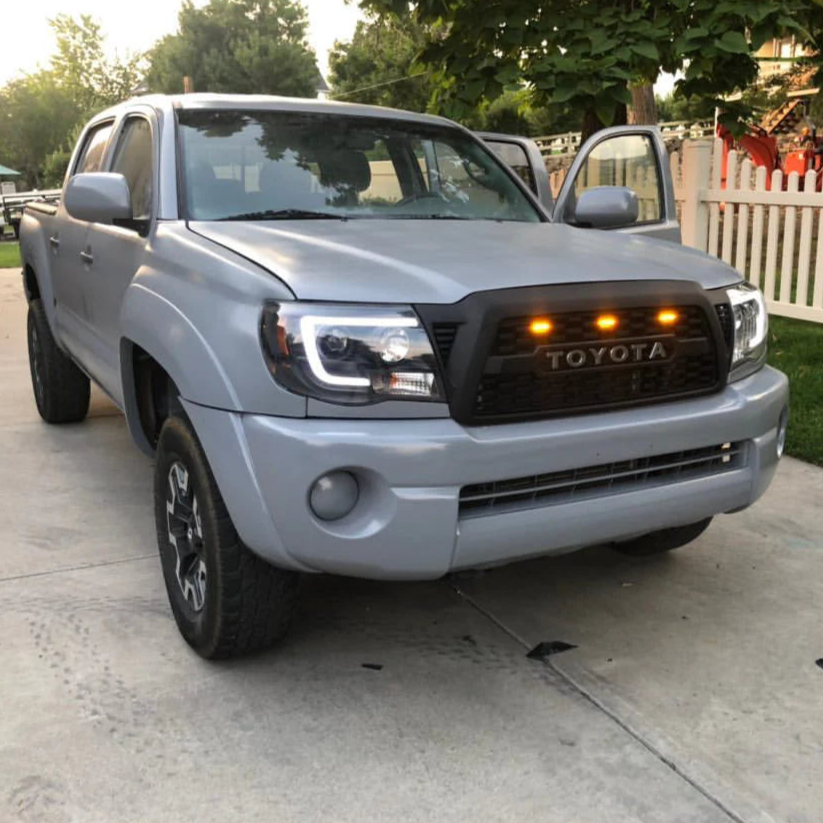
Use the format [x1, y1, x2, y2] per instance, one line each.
[27, 298, 90, 423]
[154, 415, 299, 659]
[611, 517, 713, 557]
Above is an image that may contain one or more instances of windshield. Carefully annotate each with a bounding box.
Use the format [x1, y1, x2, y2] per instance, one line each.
[177, 109, 541, 223]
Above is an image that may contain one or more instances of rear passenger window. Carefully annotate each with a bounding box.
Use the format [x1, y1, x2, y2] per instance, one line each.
[75, 122, 114, 175]
[485, 141, 537, 194]
[110, 118, 153, 221]
[431, 141, 506, 211]
[361, 140, 403, 204]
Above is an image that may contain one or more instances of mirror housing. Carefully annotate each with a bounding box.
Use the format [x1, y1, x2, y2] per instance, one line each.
[571, 186, 639, 230]
[64, 173, 132, 224]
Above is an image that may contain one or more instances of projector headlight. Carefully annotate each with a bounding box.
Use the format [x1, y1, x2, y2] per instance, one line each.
[726, 283, 768, 382]
[261, 302, 444, 404]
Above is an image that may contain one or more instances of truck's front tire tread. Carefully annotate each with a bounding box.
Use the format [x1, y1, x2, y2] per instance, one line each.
[27, 298, 90, 424]
[611, 517, 713, 557]
[154, 415, 299, 659]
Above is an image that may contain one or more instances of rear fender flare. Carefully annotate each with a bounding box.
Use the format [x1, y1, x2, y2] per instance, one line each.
[19, 216, 58, 329]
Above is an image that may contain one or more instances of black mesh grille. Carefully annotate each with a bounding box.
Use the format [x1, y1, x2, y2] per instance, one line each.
[460, 442, 746, 516]
[493, 306, 708, 356]
[715, 303, 734, 349]
[432, 322, 459, 365]
[474, 305, 719, 420]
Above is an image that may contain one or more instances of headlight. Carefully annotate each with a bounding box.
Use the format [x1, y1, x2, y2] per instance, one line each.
[726, 283, 768, 382]
[261, 302, 445, 404]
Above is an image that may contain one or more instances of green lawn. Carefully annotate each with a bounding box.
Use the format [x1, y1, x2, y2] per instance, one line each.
[768, 316, 823, 467]
[0, 241, 20, 269]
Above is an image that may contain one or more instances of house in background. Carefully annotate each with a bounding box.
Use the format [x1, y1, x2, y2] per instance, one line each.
[752, 38, 819, 135]
[755, 36, 812, 80]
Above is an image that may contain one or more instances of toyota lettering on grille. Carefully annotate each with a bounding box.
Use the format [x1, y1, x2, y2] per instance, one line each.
[541, 339, 672, 372]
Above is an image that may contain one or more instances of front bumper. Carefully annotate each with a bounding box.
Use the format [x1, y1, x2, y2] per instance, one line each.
[183, 365, 788, 580]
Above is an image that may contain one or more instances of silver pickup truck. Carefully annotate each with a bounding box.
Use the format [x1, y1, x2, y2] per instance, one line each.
[20, 94, 788, 659]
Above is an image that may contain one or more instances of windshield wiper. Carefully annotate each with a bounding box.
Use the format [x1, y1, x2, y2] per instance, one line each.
[217, 209, 346, 221]
[379, 213, 470, 220]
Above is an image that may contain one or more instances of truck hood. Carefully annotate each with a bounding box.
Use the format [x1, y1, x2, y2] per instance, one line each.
[189, 220, 742, 304]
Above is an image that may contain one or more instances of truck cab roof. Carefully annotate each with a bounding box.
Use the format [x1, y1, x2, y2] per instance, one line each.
[94, 93, 457, 130]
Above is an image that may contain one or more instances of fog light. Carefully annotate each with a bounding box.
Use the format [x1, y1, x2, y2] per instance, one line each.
[309, 471, 359, 521]
[776, 408, 789, 459]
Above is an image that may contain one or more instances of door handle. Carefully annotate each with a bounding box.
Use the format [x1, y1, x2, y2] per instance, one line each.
[48, 235, 60, 249]
[79, 250, 94, 265]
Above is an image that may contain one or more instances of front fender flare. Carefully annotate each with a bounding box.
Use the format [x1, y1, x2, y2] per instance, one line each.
[119, 284, 241, 451]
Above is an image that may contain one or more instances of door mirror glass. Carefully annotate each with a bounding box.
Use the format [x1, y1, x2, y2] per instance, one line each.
[64, 173, 133, 224]
[573, 134, 662, 223]
[572, 186, 639, 229]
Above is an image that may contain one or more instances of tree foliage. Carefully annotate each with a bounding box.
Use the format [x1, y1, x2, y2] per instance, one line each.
[0, 73, 78, 188]
[328, 15, 437, 112]
[0, 16, 143, 189]
[146, 0, 319, 97]
[360, 0, 820, 137]
[328, 13, 580, 136]
[50, 15, 145, 113]
[459, 89, 579, 136]
[655, 93, 717, 123]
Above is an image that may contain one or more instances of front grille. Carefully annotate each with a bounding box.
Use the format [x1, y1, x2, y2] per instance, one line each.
[493, 306, 708, 356]
[715, 303, 734, 349]
[432, 322, 459, 365]
[475, 305, 719, 420]
[476, 354, 718, 417]
[415, 282, 731, 426]
[459, 442, 747, 517]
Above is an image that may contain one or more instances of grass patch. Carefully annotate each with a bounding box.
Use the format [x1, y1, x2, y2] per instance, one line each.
[0, 241, 20, 269]
[768, 316, 823, 467]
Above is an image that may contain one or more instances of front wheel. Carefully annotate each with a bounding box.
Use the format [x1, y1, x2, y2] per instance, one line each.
[154, 415, 299, 659]
[611, 517, 713, 557]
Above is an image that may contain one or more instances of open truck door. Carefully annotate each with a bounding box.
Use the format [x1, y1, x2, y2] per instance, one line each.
[552, 126, 681, 243]
[482, 126, 680, 243]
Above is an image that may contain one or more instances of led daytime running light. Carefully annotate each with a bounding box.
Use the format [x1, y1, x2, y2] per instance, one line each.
[300, 314, 418, 387]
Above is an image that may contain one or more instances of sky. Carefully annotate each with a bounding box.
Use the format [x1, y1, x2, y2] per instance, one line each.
[0, 0, 364, 86]
[0, 0, 676, 99]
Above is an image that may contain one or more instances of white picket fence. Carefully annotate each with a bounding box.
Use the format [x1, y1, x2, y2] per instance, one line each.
[536, 120, 714, 158]
[548, 138, 823, 324]
[674, 138, 823, 324]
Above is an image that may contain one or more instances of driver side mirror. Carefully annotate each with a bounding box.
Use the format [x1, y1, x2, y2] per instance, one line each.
[64, 172, 132, 224]
[571, 186, 639, 229]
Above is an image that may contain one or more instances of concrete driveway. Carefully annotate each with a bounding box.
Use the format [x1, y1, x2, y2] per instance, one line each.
[1, 268, 821, 823]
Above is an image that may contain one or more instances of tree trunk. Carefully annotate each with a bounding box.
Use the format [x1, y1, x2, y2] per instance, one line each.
[581, 102, 628, 142]
[581, 108, 601, 143]
[628, 83, 658, 125]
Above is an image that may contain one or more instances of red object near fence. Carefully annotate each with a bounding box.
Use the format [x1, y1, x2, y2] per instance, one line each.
[716, 123, 823, 192]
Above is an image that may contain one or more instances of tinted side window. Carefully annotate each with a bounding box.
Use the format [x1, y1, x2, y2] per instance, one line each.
[75, 122, 115, 175]
[431, 141, 508, 212]
[110, 118, 153, 221]
[485, 141, 537, 194]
